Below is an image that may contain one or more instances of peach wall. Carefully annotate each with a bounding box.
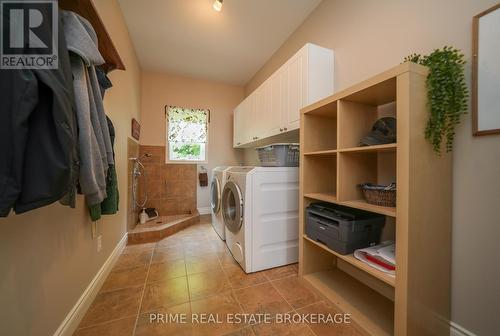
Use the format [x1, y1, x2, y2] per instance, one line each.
[0, 1, 142, 335]
[140, 72, 244, 211]
[244, 1, 500, 334]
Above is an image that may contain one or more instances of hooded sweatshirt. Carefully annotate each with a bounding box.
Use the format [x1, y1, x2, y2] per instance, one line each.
[61, 11, 114, 206]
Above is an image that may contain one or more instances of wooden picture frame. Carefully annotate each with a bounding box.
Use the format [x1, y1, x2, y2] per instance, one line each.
[472, 3, 500, 136]
[131, 118, 140, 141]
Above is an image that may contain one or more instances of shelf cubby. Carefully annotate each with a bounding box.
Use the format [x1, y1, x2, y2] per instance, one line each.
[338, 150, 396, 206]
[302, 154, 337, 197]
[301, 238, 394, 335]
[337, 98, 396, 150]
[303, 235, 395, 287]
[302, 102, 337, 153]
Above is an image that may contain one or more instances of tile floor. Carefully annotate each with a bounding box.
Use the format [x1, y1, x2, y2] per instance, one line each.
[74, 217, 363, 336]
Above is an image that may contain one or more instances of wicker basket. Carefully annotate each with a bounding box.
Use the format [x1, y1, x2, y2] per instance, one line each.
[359, 183, 396, 207]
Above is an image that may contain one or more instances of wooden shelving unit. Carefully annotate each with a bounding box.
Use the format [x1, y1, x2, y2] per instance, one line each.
[299, 63, 452, 335]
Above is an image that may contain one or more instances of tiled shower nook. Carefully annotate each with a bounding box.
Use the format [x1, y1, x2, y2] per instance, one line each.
[127, 145, 200, 244]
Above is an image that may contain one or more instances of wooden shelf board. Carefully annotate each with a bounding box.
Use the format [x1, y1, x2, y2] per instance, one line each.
[341, 199, 396, 217]
[59, 0, 125, 72]
[304, 149, 337, 156]
[304, 192, 337, 203]
[303, 235, 395, 287]
[303, 101, 338, 117]
[338, 143, 397, 153]
[301, 62, 428, 114]
[303, 270, 394, 336]
[303, 193, 396, 217]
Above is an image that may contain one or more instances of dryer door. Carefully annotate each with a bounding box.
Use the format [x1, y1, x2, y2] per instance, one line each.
[211, 177, 221, 214]
[222, 181, 243, 233]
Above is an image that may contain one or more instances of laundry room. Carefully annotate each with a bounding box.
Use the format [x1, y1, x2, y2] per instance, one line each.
[1, 1, 499, 336]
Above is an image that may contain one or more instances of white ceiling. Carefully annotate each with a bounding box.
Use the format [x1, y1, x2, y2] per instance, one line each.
[118, 0, 322, 85]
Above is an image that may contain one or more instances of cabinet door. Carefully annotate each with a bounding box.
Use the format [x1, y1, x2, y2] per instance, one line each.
[280, 65, 289, 132]
[286, 51, 307, 131]
[244, 93, 256, 143]
[267, 71, 284, 137]
[233, 103, 244, 147]
[254, 85, 267, 141]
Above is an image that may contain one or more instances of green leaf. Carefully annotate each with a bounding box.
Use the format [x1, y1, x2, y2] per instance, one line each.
[404, 47, 468, 154]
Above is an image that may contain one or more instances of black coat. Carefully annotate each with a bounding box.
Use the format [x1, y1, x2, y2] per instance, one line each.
[0, 13, 78, 216]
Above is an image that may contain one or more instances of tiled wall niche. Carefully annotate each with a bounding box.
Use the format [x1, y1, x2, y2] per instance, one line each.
[138, 145, 197, 217]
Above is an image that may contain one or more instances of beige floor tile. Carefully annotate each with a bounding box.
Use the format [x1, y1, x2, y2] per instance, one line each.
[188, 269, 231, 300]
[147, 259, 186, 283]
[190, 291, 244, 336]
[262, 264, 298, 281]
[225, 326, 255, 336]
[156, 235, 185, 249]
[151, 246, 184, 264]
[185, 253, 223, 275]
[295, 301, 363, 336]
[251, 320, 314, 336]
[78, 286, 143, 328]
[217, 250, 239, 268]
[234, 282, 292, 318]
[73, 317, 136, 336]
[224, 264, 268, 289]
[114, 251, 152, 271]
[135, 302, 192, 336]
[141, 277, 190, 313]
[271, 276, 321, 309]
[209, 239, 228, 253]
[100, 265, 148, 293]
[122, 242, 156, 255]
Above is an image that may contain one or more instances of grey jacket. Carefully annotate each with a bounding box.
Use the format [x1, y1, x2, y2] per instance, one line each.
[61, 11, 114, 206]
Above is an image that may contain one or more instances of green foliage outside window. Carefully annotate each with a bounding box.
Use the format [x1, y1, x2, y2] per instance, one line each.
[172, 144, 201, 157]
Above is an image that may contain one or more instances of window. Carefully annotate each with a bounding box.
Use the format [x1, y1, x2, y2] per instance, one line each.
[166, 106, 209, 162]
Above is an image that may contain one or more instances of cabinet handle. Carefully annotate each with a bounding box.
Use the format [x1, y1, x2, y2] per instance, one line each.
[237, 142, 241, 145]
[284, 127, 288, 131]
[280, 128, 283, 132]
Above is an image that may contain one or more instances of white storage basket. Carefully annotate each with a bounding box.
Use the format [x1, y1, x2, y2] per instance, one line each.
[256, 143, 300, 167]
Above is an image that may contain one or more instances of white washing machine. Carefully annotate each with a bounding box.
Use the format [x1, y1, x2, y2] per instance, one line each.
[221, 166, 299, 273]
[210, 166, 232, 240]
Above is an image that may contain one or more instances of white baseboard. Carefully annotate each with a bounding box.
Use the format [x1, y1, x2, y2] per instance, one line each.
[53, 233, 128, 336]
[198, 206, 211, 215]
[450, 321, 477, 336]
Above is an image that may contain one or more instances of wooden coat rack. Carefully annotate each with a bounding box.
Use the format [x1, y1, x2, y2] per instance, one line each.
[59, 0, 125, 72]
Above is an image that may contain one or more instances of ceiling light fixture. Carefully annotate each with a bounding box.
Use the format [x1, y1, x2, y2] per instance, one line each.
[213, 0, 223, 12]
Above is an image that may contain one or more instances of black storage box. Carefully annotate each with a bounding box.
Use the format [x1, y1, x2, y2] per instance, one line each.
[305, 202, 385, 255]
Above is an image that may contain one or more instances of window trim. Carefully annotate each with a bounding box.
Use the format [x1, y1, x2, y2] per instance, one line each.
[165, 105, 210, 164]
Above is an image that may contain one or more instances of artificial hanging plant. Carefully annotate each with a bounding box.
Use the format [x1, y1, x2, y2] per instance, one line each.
[404, 46, 468, 154]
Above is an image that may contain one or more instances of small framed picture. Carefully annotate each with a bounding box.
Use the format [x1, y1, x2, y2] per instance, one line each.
[131, 118, 140, 141]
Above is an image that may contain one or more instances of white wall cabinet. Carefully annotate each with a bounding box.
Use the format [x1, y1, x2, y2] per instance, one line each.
[233, 43, 334, 148]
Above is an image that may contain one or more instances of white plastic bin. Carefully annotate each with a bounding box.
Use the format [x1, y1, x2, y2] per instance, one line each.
[256, 143, 300, 167]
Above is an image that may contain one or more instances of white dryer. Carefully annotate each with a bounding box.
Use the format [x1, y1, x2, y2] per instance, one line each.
[221, 167, 299, 273]
[211, 166, 232, 240]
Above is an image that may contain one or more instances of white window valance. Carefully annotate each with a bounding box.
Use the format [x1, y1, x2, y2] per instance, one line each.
[167, 106, 208, 144]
